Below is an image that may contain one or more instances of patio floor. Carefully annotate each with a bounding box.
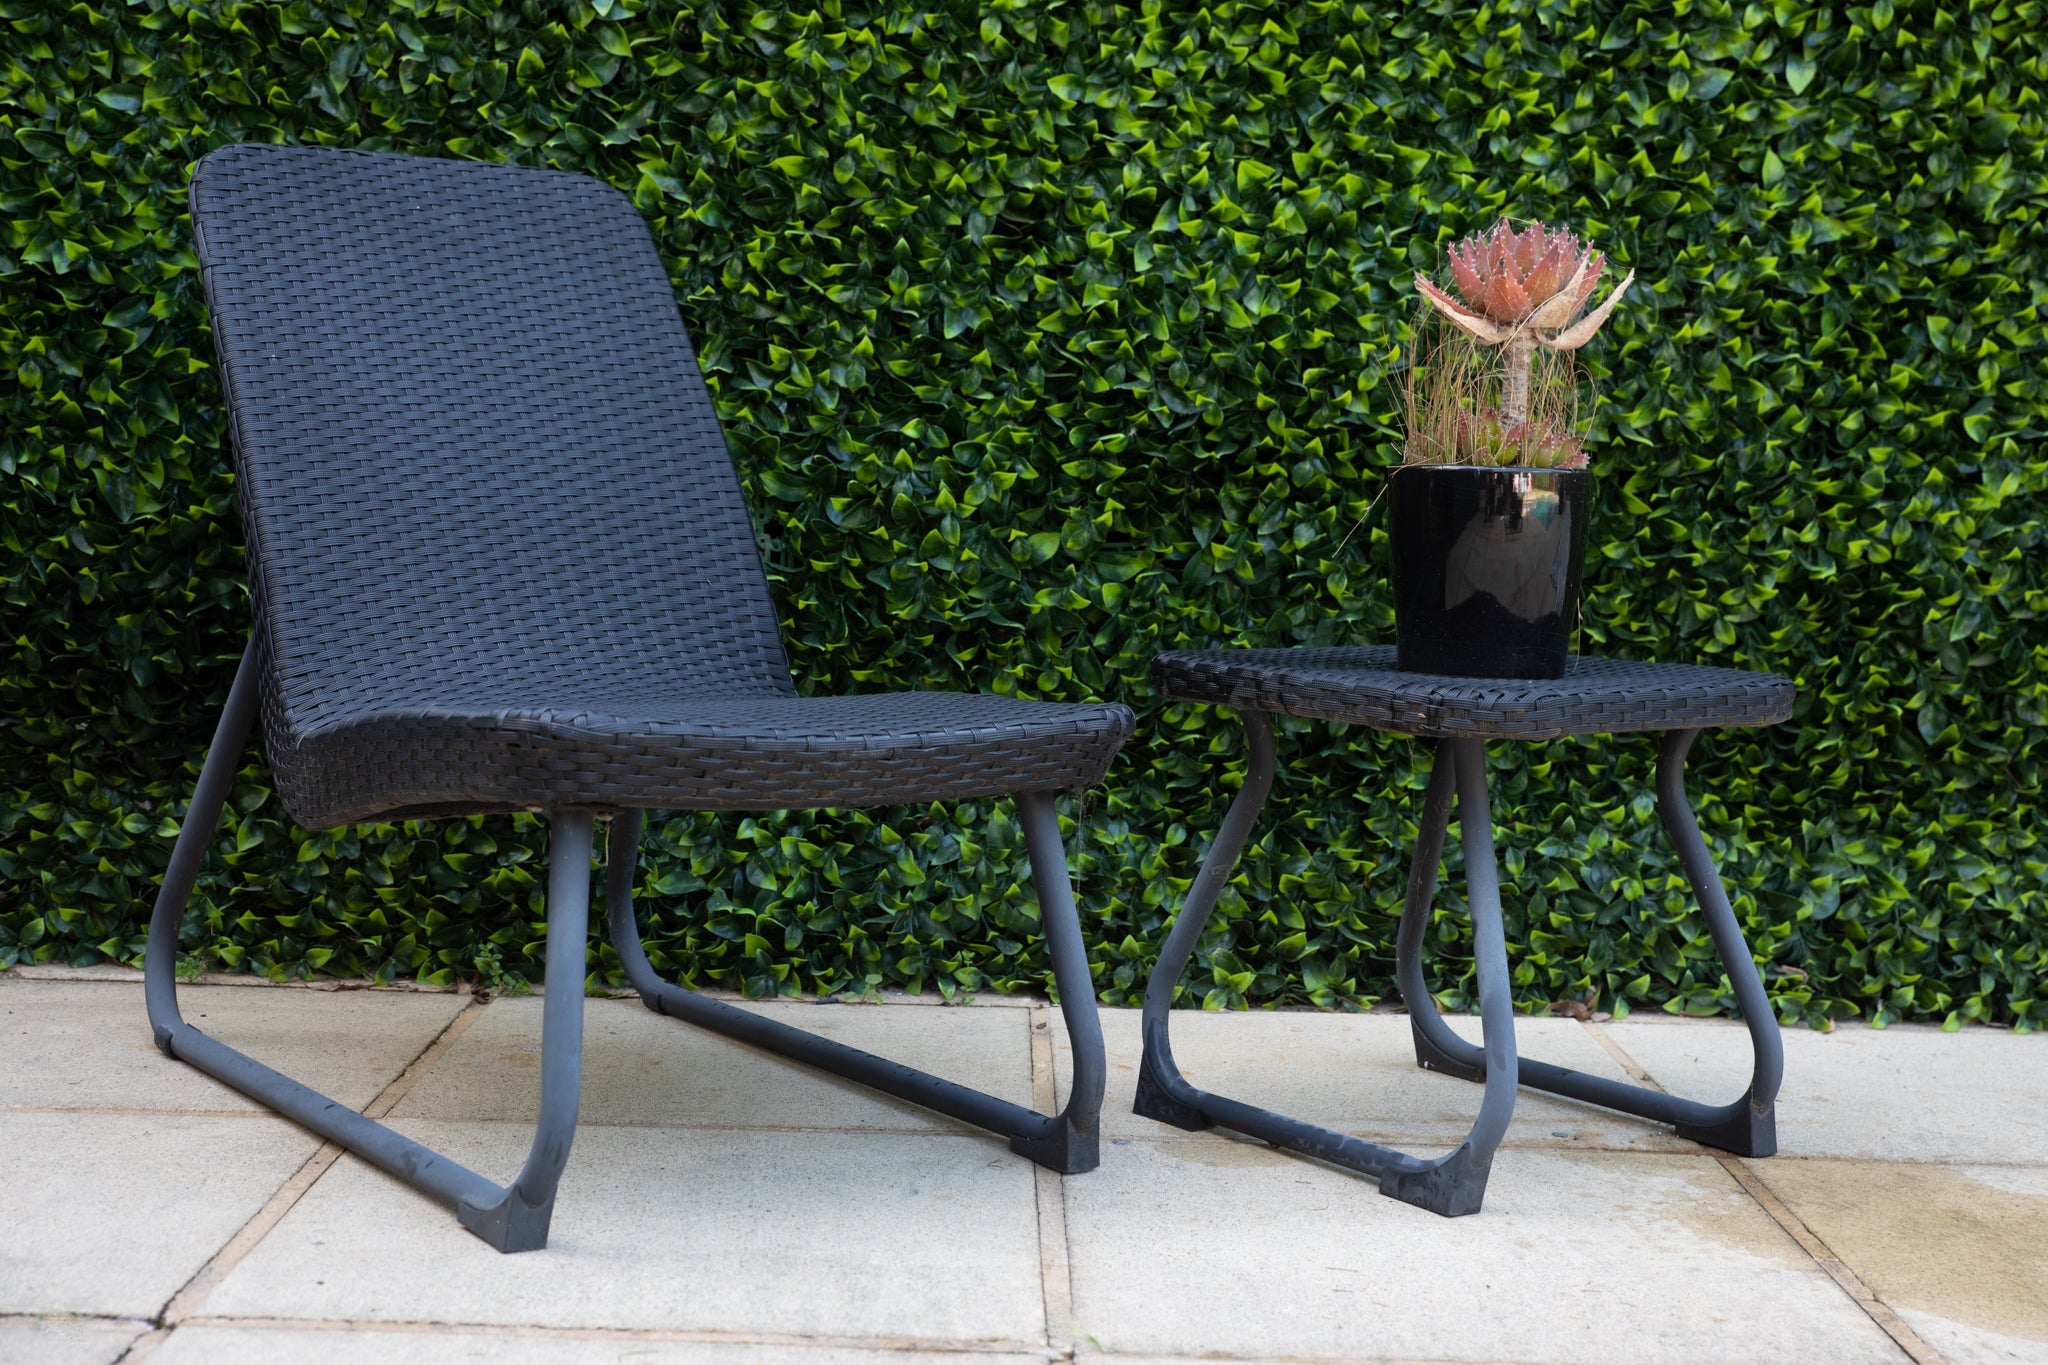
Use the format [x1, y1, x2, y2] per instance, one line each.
[2, 967, 2043, 1365]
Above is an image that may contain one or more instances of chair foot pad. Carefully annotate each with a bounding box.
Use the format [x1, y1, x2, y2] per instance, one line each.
[1677, 1097, 1777, 1157]
[1011, 1118, 1099, 1174]
[1410, 1022, 1488, 1083]
[1380, 1141, 1492, 1217]
[458, 1188, 556, 1253]
[1133, 1052, 1213, 1132]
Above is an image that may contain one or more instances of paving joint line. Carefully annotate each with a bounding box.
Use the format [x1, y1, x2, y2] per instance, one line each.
[170, 1315, 1055, 1355]
[1579, 1017, 1946, 1365]
[118, 995, 492, 1363]
[1714, 1153, 1944, 1365]
[0, 1104, 275, 1118]
[8, 1315, 1518, 1365]
[163, 1315, 1521, 1364]
[1027, 1003, 1077, 1354]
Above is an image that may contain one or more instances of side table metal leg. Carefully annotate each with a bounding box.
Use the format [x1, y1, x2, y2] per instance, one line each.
[1393, 748, 1483, 1082]
[1380, 738, 1519, 1216]
[1133, 725, 1516, 1216]
[1657, 728, 1783, 1156]
[1133, 711, 1277, 1131]
[1396, 728, 1784, 1159]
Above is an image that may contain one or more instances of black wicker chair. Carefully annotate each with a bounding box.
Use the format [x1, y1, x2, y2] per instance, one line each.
[144, 144, 1132, 1252]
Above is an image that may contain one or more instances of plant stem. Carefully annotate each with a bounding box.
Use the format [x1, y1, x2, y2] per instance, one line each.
[1501, 332, 1534, 428]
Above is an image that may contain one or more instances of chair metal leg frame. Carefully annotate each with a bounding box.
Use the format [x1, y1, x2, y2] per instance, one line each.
[1400, 727, 1783, 1158]
[144, 643, 592, 1253]
[1134, 714, 1520, 1216]
[603, 799, 1107, 1174]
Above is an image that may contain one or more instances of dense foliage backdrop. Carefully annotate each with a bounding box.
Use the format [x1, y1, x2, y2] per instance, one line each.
[2, 0, 2042, 1028]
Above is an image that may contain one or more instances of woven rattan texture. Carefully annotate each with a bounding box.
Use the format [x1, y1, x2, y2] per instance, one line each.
[190, 145, 1130, 826]
[1152, 647, 1794, 740]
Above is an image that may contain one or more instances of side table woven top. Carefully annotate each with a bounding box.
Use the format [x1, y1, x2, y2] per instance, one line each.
[1152, 646, 1795, 740]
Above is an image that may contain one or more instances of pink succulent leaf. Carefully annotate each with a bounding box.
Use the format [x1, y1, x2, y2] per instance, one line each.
[1480, 273, 1511, 321]
[1493, 271, 1534, 322]
[1415, 275, 1512, 343]
[1523, 238, 1576, 304]
[1541, 268, 1635, 350]
[1527, 256, 1591, 328]
[1448, 246, 1486, 307]
[1484, 223, 1513, 278]
[1572, 251, 1607, 310]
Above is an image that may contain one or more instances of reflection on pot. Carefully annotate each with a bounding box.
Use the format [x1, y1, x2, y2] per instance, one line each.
[1389, 466, 1591, 679]
[1443, 480, 1571, 620]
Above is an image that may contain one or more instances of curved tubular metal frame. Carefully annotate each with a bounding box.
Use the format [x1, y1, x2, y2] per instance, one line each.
[144, 643, 589, 1252]
[1401, 727, 1782, 1156]
[604, 797, 1105, 1173]
[146, 641, 1108, 1253]
[1135, 715, 1782, 1217]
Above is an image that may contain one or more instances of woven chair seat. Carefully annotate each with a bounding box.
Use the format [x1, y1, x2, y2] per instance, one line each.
[1153, 646, 1793, 740]
[282, 689, 1133, 826]
[183, 144, 1135, 831]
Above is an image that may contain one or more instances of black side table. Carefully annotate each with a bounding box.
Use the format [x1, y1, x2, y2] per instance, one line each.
[1138, 646, 1797, 1216]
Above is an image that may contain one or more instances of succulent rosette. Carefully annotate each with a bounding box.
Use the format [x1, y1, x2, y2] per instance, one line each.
[1403, 220, 1635, 468]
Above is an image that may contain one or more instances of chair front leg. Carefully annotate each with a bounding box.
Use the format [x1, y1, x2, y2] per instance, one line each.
[1012, 787, 1105, 1169]
[145, 639, 595, 1253]
[1395, 745, 1484, 1082]
[603, 794, 1109, 1174]
[456, 810, 592, 1251]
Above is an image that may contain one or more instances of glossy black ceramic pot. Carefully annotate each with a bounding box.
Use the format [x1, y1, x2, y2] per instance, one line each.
[1388, 465, 1592, 679]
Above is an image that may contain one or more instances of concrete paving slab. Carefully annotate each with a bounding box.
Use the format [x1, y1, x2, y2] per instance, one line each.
[203, 1120, 1045, 1343]
[1062, 1139, 1899, 1364]
[393, 996, 1033, 1132]
[0, 976, 466, 1114]
[1754, 1158, 2048, 1365]
[1056, 1006, 1692, 1151]
[0, 1315, 150, 1365]
[1603, 1016, 2048, 1162]
[0, 1111, 317, 1318]
[153, 1324, 1054, 1364]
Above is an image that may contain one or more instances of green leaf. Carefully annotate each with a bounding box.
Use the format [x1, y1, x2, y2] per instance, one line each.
[0, 0, 2036, 1038]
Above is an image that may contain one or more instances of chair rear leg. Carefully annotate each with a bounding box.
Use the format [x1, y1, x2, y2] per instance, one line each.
[145, 644, 262, 1055]
[144, 640, 595, 1252]
[1396, 729, 1783, 1158]
[603, 797, 1108, 1174]
[607, 809, 655, 1008]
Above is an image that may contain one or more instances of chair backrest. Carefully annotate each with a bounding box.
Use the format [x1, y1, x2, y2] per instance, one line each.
[189, 145, 794, 740]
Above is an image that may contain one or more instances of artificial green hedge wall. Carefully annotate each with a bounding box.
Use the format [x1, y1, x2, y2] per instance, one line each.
[2, 0, 2043, 1029]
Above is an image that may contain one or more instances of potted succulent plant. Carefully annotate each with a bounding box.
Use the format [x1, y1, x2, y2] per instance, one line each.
[1390, 221, 1635, 679]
